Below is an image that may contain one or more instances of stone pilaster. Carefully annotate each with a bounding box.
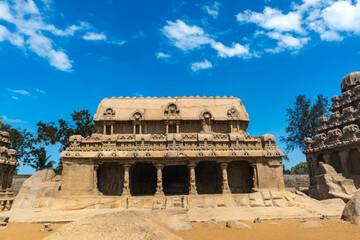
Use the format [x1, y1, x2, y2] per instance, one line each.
[220, 162, 231, 194]
[251, 163, 259, 191]
[188, 162, 197, 195]
[339, 150, 350, 177]
[122, 164, 131, 196]
[155, 163, 164, 196]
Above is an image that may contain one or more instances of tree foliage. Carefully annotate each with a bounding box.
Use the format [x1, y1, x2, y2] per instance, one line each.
[280, 94, 329, 153]
[37, 110, 96, 152]
[29, 147, 55, 170]
[290, 162, 308, 175]
[0, 124, 36, 164]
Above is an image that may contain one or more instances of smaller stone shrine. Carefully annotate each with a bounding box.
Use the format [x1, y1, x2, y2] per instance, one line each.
[304, 72, 360, 200]
[0, 117, 19, 211]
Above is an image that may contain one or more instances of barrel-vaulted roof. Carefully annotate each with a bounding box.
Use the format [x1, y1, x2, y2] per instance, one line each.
[93, 96, 249, 121]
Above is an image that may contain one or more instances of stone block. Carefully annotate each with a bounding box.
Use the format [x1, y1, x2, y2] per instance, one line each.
[249, 192, 265, 207]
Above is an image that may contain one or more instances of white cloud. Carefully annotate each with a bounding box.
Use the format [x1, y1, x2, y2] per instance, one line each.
[11, 96, 19, 100]
[7, 88, 31, 96]
[191, 59, 212, 71]
[211, 41, 250, 58]
[163, 19, 250, 61]
[156, 52, 171, 59]
[34, 88, 46, 94]
[162, 19, 212, 50]
[267, 32, 310, 50]
[2, 115, 23, 123]
[83, 32, 107, 41]
[237, 7, 304, 33]
[203, 2, 220, 19]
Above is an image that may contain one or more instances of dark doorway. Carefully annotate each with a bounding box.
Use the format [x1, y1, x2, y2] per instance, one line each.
[163, 165, 189, 195]
[228, 161, 253, 193]
[330, 152, 343, 173]
[130, 163, 157, 196]
[97, 162, 123, 195]
[195, 161, 222, 194]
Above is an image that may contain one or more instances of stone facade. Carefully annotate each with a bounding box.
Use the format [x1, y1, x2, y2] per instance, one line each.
[304, 72, 360, 199]
[0, 117, 19, 211]
[59, 96, 285, 209]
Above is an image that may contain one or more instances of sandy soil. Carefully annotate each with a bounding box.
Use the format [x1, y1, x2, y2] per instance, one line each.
[175, 218, 360, 240]
[0, 223, 65, 240]
[1, 218, 359, 240]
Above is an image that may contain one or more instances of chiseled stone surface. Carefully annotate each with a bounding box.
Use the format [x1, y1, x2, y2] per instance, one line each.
[341, 190, 360, 224]
[0, 117, 19, 211]
[58, 96, 285, 210]
[304, 71, 360, 200]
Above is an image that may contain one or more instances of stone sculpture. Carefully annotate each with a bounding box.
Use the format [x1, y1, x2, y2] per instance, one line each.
[0, 117, 19, 211]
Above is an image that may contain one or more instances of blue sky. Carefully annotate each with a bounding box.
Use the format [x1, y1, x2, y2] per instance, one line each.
[1, 0, 360, 174]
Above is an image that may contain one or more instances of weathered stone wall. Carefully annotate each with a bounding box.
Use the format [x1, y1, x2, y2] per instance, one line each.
[12, 179, 26, 196]
[284, 175, 309, 189]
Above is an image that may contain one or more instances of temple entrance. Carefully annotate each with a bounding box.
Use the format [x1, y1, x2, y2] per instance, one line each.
[163, 165, 189, 195]
[350, 149, 360, 175]
[97, 162, 123, 196]
[195, 161, 222, 194]
[130, 163, 157, 196]
[329, 152, 343, 173]
[228, 161, 253, 193]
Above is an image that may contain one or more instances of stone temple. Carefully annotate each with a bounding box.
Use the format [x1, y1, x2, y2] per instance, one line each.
[58, 96, 285, 209]
[304, 72, 360, 200]
[0, 117, 19, 211]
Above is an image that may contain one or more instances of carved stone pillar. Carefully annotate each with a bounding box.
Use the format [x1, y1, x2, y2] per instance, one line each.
[93, 163, 101, 195]
[188, 162, 197, 195]
[155, 163, 164, 196]
[220, 162, 231, 194]
[323, 153, 331, 165]
[339, 150, 350, 177]
[251, 163, 258, 191]
[122, 164, 131, 196]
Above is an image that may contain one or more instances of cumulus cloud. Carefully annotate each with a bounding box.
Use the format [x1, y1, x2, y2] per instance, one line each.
[156, 52, 171, 59]
[237, 7, 304, 33]
[162, 19, 212, 50]
[191, 59, 212, 71]
[163, 19, 250, 58]
[236, 0, 360, 52]
[0, 0, 120, 71]
[34, 88, 46, 94]
[203, 2, 220, 19]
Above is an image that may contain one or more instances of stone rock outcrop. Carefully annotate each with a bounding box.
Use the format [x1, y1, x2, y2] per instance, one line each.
[12, 169, 60, 209]
[310, 163, 357, 202]
[43, 211, 182, 240]
[341, 190, 360, 224]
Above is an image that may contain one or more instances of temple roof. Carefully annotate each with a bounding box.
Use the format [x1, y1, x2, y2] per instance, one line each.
[93, 96, 249, 121]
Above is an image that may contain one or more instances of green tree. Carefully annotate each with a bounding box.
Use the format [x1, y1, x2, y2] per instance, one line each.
[37, 110, 96, 152]
[290, 162, 308, 175]
[280, 94, 329, 153]
[0, 123, 36, 165]
[36, 110, 96, 173]
[29, 147, 55, 170]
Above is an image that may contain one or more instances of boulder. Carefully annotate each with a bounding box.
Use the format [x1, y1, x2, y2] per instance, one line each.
[43, 211, 182, 240]
[152, 210, 192, 231]
[226, 220, 252, 229]
[309, 163, 357, 202]
[12, 170, 61, 209]
[341, 190, 360, 224]
[202, 221, 223, 228]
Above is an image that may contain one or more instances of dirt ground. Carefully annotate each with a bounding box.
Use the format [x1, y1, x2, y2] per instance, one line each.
[1, 218, 360, 240]
[175, 218, 360, 240]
